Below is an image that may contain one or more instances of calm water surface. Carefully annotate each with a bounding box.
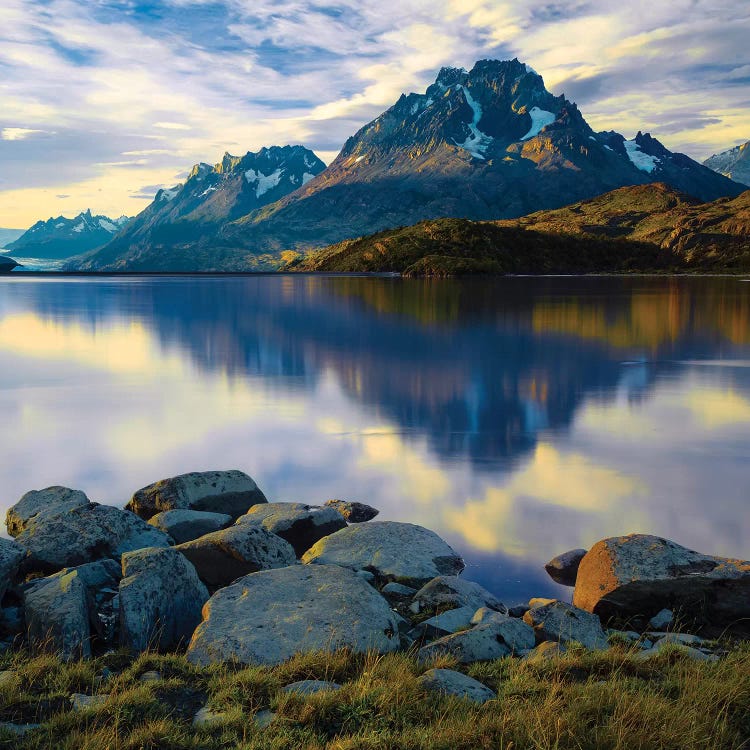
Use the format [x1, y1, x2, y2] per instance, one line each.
[0, 275, 748, 603]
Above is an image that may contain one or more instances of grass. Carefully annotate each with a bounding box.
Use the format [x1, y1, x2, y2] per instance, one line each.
[0, 643, 748, 749]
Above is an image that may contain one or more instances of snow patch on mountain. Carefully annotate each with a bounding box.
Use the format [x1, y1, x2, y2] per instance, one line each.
[245, 168, 284, 198]
[454, 85, 493, 159]
[158, 186, 181, 202]
[624, 139, 660, 173]
[72, 222, 85, 233]
[521, 107, 556, 141]
[302, 172, 316, 185]
[98, 219, 119, 232]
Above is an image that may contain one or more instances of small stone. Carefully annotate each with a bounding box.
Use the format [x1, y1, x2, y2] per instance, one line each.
[648, 608, 674, 630]
[414, 606, 476, 639]
[324, 499, 379, 523]
[282, 680, 341, 695]
[254, 709, 276, 728]
[635, 642, 718, 662]
[418, 668, 495, 704]
[381, 582, 417, 598]
[193, 706, 227, 726]
[647, 632, 705, 647]
[70, 693, 108, 711]
[529, 597, 556, 609]
[544, 548, 587, 586]
[523, 641, 567, 661]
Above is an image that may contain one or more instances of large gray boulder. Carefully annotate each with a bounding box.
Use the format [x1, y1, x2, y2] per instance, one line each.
[176, 525, 296, 588]
[236, 503, 346, 557]
[14, 504, 172, 572]
[24, 559, 121, 659]
[419, 615, 535, 664]
[324, 499, 379, 523]
[544, 548, 587, 587]
[186, 564, 401, 666]
[412, 576, 506, 615]
[301, 522, 464, 587]
[119, 547, 208, 652]
[127, 470, 267, 520]
[418, 668, 496, 704]
[523, 600, 608, 650]
[572, 534, 750, 625]
[6, 486, 90, 537]
[0, 538, 24, 602]
[147, 510, 232, 544]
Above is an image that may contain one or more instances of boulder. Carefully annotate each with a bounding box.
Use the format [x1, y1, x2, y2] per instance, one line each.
[24, 559, 121, 658]
[301, 522, 464, 587]
[381, 582, 417, 599]
[324, 499, 379, 523]
[523, 641, 567, 661]
[176, 525, 296, 589]
[544, 548, 587, 586]
[419, 615, 535, 663]
[572, 534, 750, 626]
[418, 668, 495, 704]
[0, 538, 24, 602]
[119, 547, 209, 652]
[14, 504, 171, 572]
[6, 486, 90, 537]
[147, 509, 232, 544]
[282, 680, 342, 695]
[648, 608, 674, 631]
[413, 576, 506, 614]
[236, 503, 346, 557]
[127, 470, 266, 520]
[413, 606, 476, 640]
[523, 601, 608, 650]
[186, 564, 401, 666]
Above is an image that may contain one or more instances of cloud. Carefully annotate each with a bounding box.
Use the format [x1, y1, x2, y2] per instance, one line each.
[152, 122, 192, 130]
[1, 127, 45, 141]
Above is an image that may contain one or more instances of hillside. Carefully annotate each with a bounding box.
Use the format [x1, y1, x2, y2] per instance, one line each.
[289, 184, 750, 275]
[704, 141, 750, 186]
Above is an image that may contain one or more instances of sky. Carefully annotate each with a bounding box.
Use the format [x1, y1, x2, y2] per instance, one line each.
[0, 0, 749, 228]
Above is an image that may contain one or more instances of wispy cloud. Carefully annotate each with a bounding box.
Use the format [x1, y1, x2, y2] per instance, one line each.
[0, 0, 748, 225]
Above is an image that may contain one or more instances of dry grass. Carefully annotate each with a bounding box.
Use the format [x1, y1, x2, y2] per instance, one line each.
[0, 642, 748, 749]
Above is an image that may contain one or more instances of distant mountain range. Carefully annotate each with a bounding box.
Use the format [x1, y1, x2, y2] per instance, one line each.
[7, 210, 131, 259]
[703, 141, 750, 186]
[68, 58, 747, 271]
[289, 183, 750, 275]
[0, 228, 24, 249]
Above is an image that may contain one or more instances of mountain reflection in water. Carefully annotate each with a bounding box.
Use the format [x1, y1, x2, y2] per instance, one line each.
[0, 275, 748, 602]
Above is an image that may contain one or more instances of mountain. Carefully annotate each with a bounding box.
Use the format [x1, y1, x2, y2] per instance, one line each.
[289, 183, 750, 275]
[76, 58, 746, 272]
[0, 255, 18, 273]
[0, 229, 24, 249]
[73, 145, 326, 271]
[7, 210, 131, 259]
[704, 141, 750, 186]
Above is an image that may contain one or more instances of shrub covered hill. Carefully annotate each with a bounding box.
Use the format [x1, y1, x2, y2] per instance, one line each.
[73, 58, 745, 271]
[288, 183, 750, 276]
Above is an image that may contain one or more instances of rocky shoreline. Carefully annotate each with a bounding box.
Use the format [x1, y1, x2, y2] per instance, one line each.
[1, 469, 749, 721]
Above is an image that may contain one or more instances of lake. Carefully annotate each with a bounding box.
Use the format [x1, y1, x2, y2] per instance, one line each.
[0, 274, 748, 604]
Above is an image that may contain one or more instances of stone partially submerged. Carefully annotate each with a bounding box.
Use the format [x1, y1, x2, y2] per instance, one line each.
[572, 534, 750, 626]
[127, 470, 267, 520]
[186, 564, 401, 666]
[176, 525, 296, 588]
[236, 502, 346, 557]
[544, 548, 587, 587]
[6, 486, 90, 537]
[14, 504, 172, 572]
[301, 522, 464, 587]
[119, 547, 208, 652]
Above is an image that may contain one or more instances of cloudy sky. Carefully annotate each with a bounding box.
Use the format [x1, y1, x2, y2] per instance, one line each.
[1, 0, 749, 227]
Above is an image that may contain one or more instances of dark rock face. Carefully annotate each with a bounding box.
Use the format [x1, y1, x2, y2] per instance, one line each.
[0, 538, 25, 602]
[175, 525, 296, 589]
[127, 470, 267, 520]
[235, 502, 347, 557]
[119, 547, 208, 652]
[572, 534, 750, 627]
[14, 503, 172, 572]
[186, 564, 401, 666]
[6, 486, 90, 537]
[544, 548, 587, 587]
[324, 499, 379, 523]
[0, 256, 18, 273]
[301, 521, 464, 587]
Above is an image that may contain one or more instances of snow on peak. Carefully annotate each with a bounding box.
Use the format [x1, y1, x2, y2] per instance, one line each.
[520, 107, 556, 141]
[623, 139, 660, 173]
[72, 222, 85, 233]
[158, 185, 181, 202]
[302, 172, 316, 185]
[524, 64, 539, 75]
[454, 85, 493, 160]
[98, 219, 119, 233]
[245, 168, 285, 198]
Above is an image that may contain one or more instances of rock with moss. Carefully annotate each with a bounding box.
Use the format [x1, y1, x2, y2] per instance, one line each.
[235, 502, 346, 557]
[119, 547, 208, 652]
[175, 525, 296, 589]
[14, 504, 172, 573]
[147, 509, 233, 544]
[6, 486, 90, 537]
[0, 538, 25, 602]
[127, 470, 267, 521]
[418, 668, 496, 703]
[412, 576, 506, 615]
[301, 522, 464, 587]
[186, 564, 401, 666]
[523, 600, 608, 650]
[572, 534, 750, 625]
